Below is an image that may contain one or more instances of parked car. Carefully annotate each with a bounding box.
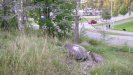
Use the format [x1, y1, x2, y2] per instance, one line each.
[88, 20, 97, 24]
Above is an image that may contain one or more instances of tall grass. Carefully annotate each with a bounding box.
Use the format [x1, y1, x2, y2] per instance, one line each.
[90, 62, 133, 75]
[1, 31, 133, 75]
[0, 31, 81, 75]
[80, 35, 133, 75]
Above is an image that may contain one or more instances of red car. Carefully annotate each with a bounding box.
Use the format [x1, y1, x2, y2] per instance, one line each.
[88, 20, 97, 24]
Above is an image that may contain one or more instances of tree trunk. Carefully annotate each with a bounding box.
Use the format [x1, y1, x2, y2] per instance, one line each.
[74, 9, 80, 44]
[15, 0, 25, 32]
[74, 1, 80, 44]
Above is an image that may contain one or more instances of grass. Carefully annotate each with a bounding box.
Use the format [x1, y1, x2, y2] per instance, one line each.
[80, 18, 99, 23]
[87, 44, 133, 75]
[113, 22, 133, 32]
[80, 35, 133, 75]
[0, 30, 133, 75]
[94, 17, 133, 26]
[91, 63, 133, 75]
[86, 29, 133, 36]
[0, 31, 81, 75]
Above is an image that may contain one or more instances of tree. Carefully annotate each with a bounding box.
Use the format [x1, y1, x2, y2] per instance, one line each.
[112, 0, 120, 17]
[119, 4, 128, 15]
[102, 9, 111, 20]
[84, 0, 131, 17]
[131, 1, 133, 11]
[0, 0, 17, 31]
[27, 0, 76, 38]
[0, 0, 25, 31]
[73, 0, 81, 44]
[14, 0, 26, 32]
[0, 0, 9, 31]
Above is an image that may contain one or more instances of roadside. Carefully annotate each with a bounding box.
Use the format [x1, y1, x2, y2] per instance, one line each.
[95, 17, 133, 28]
[85, 29, 133, 36]
[84, 31, 133, 48]
[79, 14, 133, 47]
[81, 12, 133, 26]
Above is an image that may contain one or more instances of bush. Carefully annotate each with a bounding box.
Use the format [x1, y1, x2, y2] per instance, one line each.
[102, 9, 111, 20]
[119, 4, 128, 15]
[113, 9, 119, 17]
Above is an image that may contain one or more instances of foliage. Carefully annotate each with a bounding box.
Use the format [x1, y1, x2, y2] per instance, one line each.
[113, 10, 119, 17]
[113, 5, 119, 17]
[0, 0, 17, 31]
[85, 0, 131, 17]
[119, 4, 128, 15]
[102, 9, 111, 20]
[0, 0, 75, 38]
[131, 2, 133, 11]
[27, 0, 75, 38]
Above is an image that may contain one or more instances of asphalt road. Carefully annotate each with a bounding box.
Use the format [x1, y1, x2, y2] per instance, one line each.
[79, 17, 133, 47]
[85, 31, 133, 47]
[95, 17, 133, 29]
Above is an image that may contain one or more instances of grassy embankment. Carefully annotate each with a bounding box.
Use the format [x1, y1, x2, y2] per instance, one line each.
[80, 35, 133, 75]
[113, 22, 133, 32]
[0, 30, 81, 75]
[0, 30, 133, 75]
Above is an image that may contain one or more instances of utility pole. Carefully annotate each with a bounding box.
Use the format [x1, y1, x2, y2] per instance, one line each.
[74, 0, 80, 44]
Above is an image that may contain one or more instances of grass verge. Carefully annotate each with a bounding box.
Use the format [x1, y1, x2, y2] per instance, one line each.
[80, 35, 133, 75]
[113, 22, 133, 32]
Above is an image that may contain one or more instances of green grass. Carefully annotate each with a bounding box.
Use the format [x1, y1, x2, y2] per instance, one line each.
[113, 22, 133, 32]
[80, 35, 133, 75]
[0, 30, 133, 75]
[86, 43, 133, 75]
[91, 63, 133, 75]
[94, 17, 133, 26]
[80, 18, 99, 23]
[0, 31, 81, 75]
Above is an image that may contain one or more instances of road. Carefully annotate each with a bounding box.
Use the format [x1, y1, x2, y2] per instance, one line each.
[79, 16, 133, 47]
[95, 17, 133, 29]
[84, 31, 133, 47]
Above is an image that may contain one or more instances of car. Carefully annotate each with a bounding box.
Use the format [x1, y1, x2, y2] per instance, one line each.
[88, 20, 97, 24]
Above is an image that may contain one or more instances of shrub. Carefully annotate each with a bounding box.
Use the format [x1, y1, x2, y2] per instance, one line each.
[102, 9, 111, 20]
[119, 4, 128, 15]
